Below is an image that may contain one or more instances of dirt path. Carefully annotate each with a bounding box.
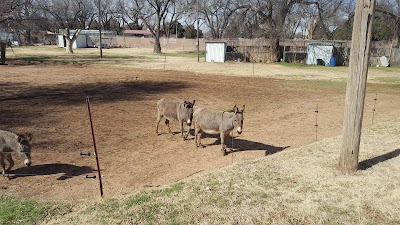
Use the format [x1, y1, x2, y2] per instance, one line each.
[0, 64, 399, 201]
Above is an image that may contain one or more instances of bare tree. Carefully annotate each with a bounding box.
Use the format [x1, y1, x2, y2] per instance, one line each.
[238, 0, 321, 62]
[284, 6, 304, 38]
[297, 0, 346, 40]
[132, 0, 177, 53]
[63, 28, 81, 53]
[0, 0, 49, 45]
[0, 0, 16, 24]
[98, 0, 118, 31]
[375, 0, 400, 47]
[36, 0, 95, 30]
[189, 0, 238, 39]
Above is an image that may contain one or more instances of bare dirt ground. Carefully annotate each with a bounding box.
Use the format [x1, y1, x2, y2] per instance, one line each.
[0, 62, 399, 201]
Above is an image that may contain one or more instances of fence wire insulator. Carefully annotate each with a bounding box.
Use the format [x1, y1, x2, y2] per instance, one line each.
[231, 130, 234, 164]
[315, 104, 319, 141]
[372, 93, 378, 125]
[80, 152, 91, 156]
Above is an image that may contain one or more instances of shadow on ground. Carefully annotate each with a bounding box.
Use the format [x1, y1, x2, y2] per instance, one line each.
[8, 163, 96, 180]
[195, 133, 289, 155]
[0, 80, 189, 128]
[0, 80, 188, 104]
[359, 149, 400, 170]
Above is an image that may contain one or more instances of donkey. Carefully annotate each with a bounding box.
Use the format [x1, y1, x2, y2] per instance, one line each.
[156, 98, 196, 140]
[0, 130, 32, 177]
[193, 105, 245, 156]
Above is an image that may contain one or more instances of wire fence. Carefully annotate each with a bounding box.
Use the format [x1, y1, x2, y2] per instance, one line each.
[1, 93, 382, 197]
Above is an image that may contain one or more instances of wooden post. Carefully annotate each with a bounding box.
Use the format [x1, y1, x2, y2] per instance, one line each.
[86, 97, 104, 197]
[244, 45, 247, 63]
[283, 44, 286, 62]
[0, 43, 5, 65]
[339, 0, 376, 173]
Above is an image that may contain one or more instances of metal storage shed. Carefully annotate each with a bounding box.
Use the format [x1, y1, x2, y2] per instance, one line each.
[57, 33, 87, 48]
[57, 30, 117, 48]
[205, 42, 227, 62]
[306, 43, 334, 66]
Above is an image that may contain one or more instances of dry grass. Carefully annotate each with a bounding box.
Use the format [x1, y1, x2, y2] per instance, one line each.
[44, 117, 400, 225]
[7, 46, 400, 83]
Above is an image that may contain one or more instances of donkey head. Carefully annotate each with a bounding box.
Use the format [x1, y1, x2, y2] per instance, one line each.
[232, 105, 245, 134]
[17, 133, 32, 167]
[183, 100, 196, 125]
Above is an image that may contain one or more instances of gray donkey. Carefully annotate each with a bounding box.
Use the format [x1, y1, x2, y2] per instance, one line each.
[193, 105, 245, 156]
[156, 98, 196, 140]
[0, 130, 32, 177]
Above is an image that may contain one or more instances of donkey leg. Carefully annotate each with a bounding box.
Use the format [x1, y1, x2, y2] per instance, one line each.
[220, 133, 227, 156]
[194, 127, 199, 147]
[184, 123, 191, 140]
[195, 127, 204, 148]
[0, 154, 6, 177]
[180, 121, 185, 139]
[182, 121, 191, 140]
[5, 154, 14, 172]
[156, 114, 163, 135]
[165, 119, 173, 134]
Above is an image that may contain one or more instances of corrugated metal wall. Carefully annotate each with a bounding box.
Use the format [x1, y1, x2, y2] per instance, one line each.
[205, 42, 227, 62]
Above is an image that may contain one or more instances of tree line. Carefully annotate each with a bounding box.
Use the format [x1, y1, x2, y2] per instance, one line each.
[1, 0, 399, 60]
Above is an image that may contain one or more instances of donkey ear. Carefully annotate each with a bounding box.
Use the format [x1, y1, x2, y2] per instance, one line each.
[26, 133, 33, 142]
[17, 135, 24, 143]
[241, 105, 245, 113]
[233, 105, 239, 113]
[18, 134, 27, 143]
[17, 133, 32, 143]
[192, 100, 196, 105]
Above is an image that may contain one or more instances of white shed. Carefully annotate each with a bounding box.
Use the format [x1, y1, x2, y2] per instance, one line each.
[306, 43, 334, 66]
[205, 42, 227, 62]
[57, 34, 87, 48]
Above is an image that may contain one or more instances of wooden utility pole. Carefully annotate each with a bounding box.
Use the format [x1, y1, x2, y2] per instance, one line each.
[98, 0, 103, 58]
[196, 0, 200, 62]
[339, 0, 376, 173]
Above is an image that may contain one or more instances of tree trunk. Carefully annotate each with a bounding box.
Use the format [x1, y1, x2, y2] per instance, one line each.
[25, 29, 32, 45]
[64, 28, 82, 54]
[392, 22, 399, 48]
[269, 36, 280, 62]
[339, 0, 376, 173]
[153, 36, 162, 53]
[65, 39, 73, 54]
[393, 36, 399, 48]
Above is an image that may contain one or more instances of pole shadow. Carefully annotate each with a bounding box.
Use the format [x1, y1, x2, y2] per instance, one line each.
[8, 163, 96, 180]
[358, 149, 400, 170]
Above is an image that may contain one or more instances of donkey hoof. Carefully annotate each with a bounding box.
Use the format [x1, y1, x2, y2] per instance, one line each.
[221, 149, 227, 156]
